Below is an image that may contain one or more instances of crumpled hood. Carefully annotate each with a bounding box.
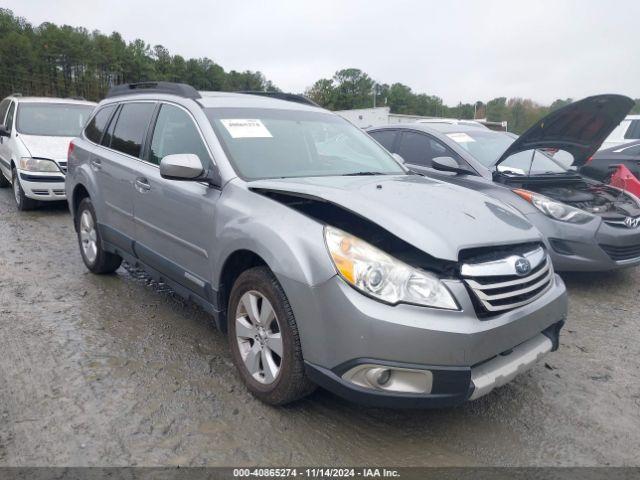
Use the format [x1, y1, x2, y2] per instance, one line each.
[19, 134, 73, 162]
[248, 175, 539, 262]
[495, 94, 634, 167]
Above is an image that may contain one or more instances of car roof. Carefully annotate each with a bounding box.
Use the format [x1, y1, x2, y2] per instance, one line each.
[6, 96, 96, 106]
[101, 89, 324, 113]
[197, 91, 324, 112]
[369, 122, 496, 134]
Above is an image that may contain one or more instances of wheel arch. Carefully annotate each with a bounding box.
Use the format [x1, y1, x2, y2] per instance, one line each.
[216, 249, 269, 333]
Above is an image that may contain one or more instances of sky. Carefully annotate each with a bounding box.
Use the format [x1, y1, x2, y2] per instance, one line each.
[4, 0, 639, 106]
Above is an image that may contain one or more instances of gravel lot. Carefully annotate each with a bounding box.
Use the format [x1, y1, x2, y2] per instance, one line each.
[0, 188, 639, 467]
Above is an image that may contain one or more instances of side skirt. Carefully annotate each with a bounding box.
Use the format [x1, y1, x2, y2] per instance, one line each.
[99, 224, 222, 329]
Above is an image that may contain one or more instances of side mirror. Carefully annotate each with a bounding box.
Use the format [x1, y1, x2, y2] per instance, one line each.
[160, 154, 204, 181]
[0, 126, 10, 137]
[392, 153, 405, 164]
[432, 156, 472, 175]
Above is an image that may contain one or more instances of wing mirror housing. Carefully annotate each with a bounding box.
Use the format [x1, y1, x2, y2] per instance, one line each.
[160, 153, 221, 187]
[0, 125, 10, 137]
[432, 156, 473, 175]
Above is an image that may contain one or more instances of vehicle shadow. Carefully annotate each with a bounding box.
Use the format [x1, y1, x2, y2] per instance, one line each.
[559, 268, 637, 290]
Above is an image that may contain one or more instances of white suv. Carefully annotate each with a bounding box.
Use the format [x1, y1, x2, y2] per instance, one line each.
[0, 95, 95, 210]
[599, 114, 640, 150]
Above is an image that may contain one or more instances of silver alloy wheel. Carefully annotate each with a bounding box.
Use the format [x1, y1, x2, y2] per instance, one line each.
[12, 174, 20, 206]
[235, 290, 283, 384]
[79, 209, 98, 264]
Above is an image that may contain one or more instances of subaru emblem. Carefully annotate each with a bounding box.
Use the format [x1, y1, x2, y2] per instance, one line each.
[514, 257, 531, 276]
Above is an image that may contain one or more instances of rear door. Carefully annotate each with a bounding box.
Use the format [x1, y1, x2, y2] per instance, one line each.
[95, 102, 156, 252]
[133, 102, 219, 303]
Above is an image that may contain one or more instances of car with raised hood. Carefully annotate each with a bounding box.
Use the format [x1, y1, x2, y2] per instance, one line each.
[0, 95, 96, 210]
[368, 95, 640, 272]
[66, 82, 566, 407]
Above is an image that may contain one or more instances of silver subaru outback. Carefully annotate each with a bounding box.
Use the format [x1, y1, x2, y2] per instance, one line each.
[66, 82, 567, 407]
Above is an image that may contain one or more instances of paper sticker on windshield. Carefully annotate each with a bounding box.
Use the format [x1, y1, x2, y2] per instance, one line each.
[447, 132, 475, 143]
[220, 119, 272, 138]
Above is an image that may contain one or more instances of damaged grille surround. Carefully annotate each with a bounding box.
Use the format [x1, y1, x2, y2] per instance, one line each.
[460, 245, 554, 314]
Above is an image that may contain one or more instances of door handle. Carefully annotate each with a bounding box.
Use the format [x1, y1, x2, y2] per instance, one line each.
[90, 158, 102, 170]
[135, 177, 151, 192]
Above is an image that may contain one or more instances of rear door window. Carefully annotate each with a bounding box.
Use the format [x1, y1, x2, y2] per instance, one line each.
[108, 102, 156, 158]
[84, 105, 116, 144]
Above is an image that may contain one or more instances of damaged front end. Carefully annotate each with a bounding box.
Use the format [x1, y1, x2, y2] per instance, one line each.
[494, 172, 640, 225]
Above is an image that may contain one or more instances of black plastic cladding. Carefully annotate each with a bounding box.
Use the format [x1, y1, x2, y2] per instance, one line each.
[106, 82, 202, 100]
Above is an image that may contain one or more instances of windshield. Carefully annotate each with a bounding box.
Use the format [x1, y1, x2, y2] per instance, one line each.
[17, 103, 94, 137]
[446, 130, 568, 175]
[205, 108, 406, 180]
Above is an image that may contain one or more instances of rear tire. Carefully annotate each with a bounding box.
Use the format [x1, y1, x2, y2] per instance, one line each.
[12, 168, 37, 211]
[76, 197, 122, 274]
[228, 266, 316, 405]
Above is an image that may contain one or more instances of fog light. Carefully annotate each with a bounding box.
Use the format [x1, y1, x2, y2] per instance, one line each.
[342, 364, 433, 394]
[365, 367, 391, 386]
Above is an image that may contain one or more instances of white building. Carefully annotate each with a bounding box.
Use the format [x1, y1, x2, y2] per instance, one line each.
[335, 106, 507, 131]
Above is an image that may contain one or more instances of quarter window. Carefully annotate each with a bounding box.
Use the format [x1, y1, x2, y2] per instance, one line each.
[149, 104, 209, 165]
[624, 120, 640, 140]
[0, 99, 10, 125]
[108, 103, 156, 158]
[5, 102, 15, 133]
[84, 105, 116, 144]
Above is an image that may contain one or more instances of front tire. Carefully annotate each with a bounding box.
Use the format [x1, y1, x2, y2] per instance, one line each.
[76, 197, 122, 274]
[12, 168, 37, 211]
[228, 266, 316, 405]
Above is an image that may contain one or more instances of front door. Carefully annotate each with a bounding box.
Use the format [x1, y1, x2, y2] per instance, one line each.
[133, 103, 219, 303]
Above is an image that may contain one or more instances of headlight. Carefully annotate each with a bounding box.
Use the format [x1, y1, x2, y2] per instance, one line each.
[19, 157, 60, 172]
[513, 189, 593, 224]
[324, 226, 458, 310]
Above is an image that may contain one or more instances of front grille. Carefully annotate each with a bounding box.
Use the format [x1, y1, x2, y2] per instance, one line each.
[32, 189, 48, 195]
[52, 189, 65, 196]
[461, 245, 554, 314]
[58, 161, 67, 174]
[600, 243, 640, 261]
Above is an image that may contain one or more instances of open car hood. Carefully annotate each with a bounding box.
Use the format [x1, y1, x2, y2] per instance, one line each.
[495, 94, 634, 168]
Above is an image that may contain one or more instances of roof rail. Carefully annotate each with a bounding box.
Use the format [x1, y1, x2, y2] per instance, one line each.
[11, 93, 22, 97]
[239, 91, 320, 107]
[106, 82, 201, 100]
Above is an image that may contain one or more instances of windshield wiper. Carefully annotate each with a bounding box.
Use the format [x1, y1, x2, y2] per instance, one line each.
[341, 171, 386, 176]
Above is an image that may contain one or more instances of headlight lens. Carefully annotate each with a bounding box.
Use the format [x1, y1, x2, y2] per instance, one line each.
[513, 189, 593, 224]
[19, 157, 60, 172]
[324, 226, 458, 310]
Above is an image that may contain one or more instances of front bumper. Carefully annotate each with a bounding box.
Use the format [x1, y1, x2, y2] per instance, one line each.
[279, 271, 567, 408]
[305, 322, 562, 408]
[18, 170, 66, 201]
[526, 212, 640, 271]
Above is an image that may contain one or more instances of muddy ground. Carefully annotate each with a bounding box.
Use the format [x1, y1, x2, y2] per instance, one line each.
[0, 188, 639, 467]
